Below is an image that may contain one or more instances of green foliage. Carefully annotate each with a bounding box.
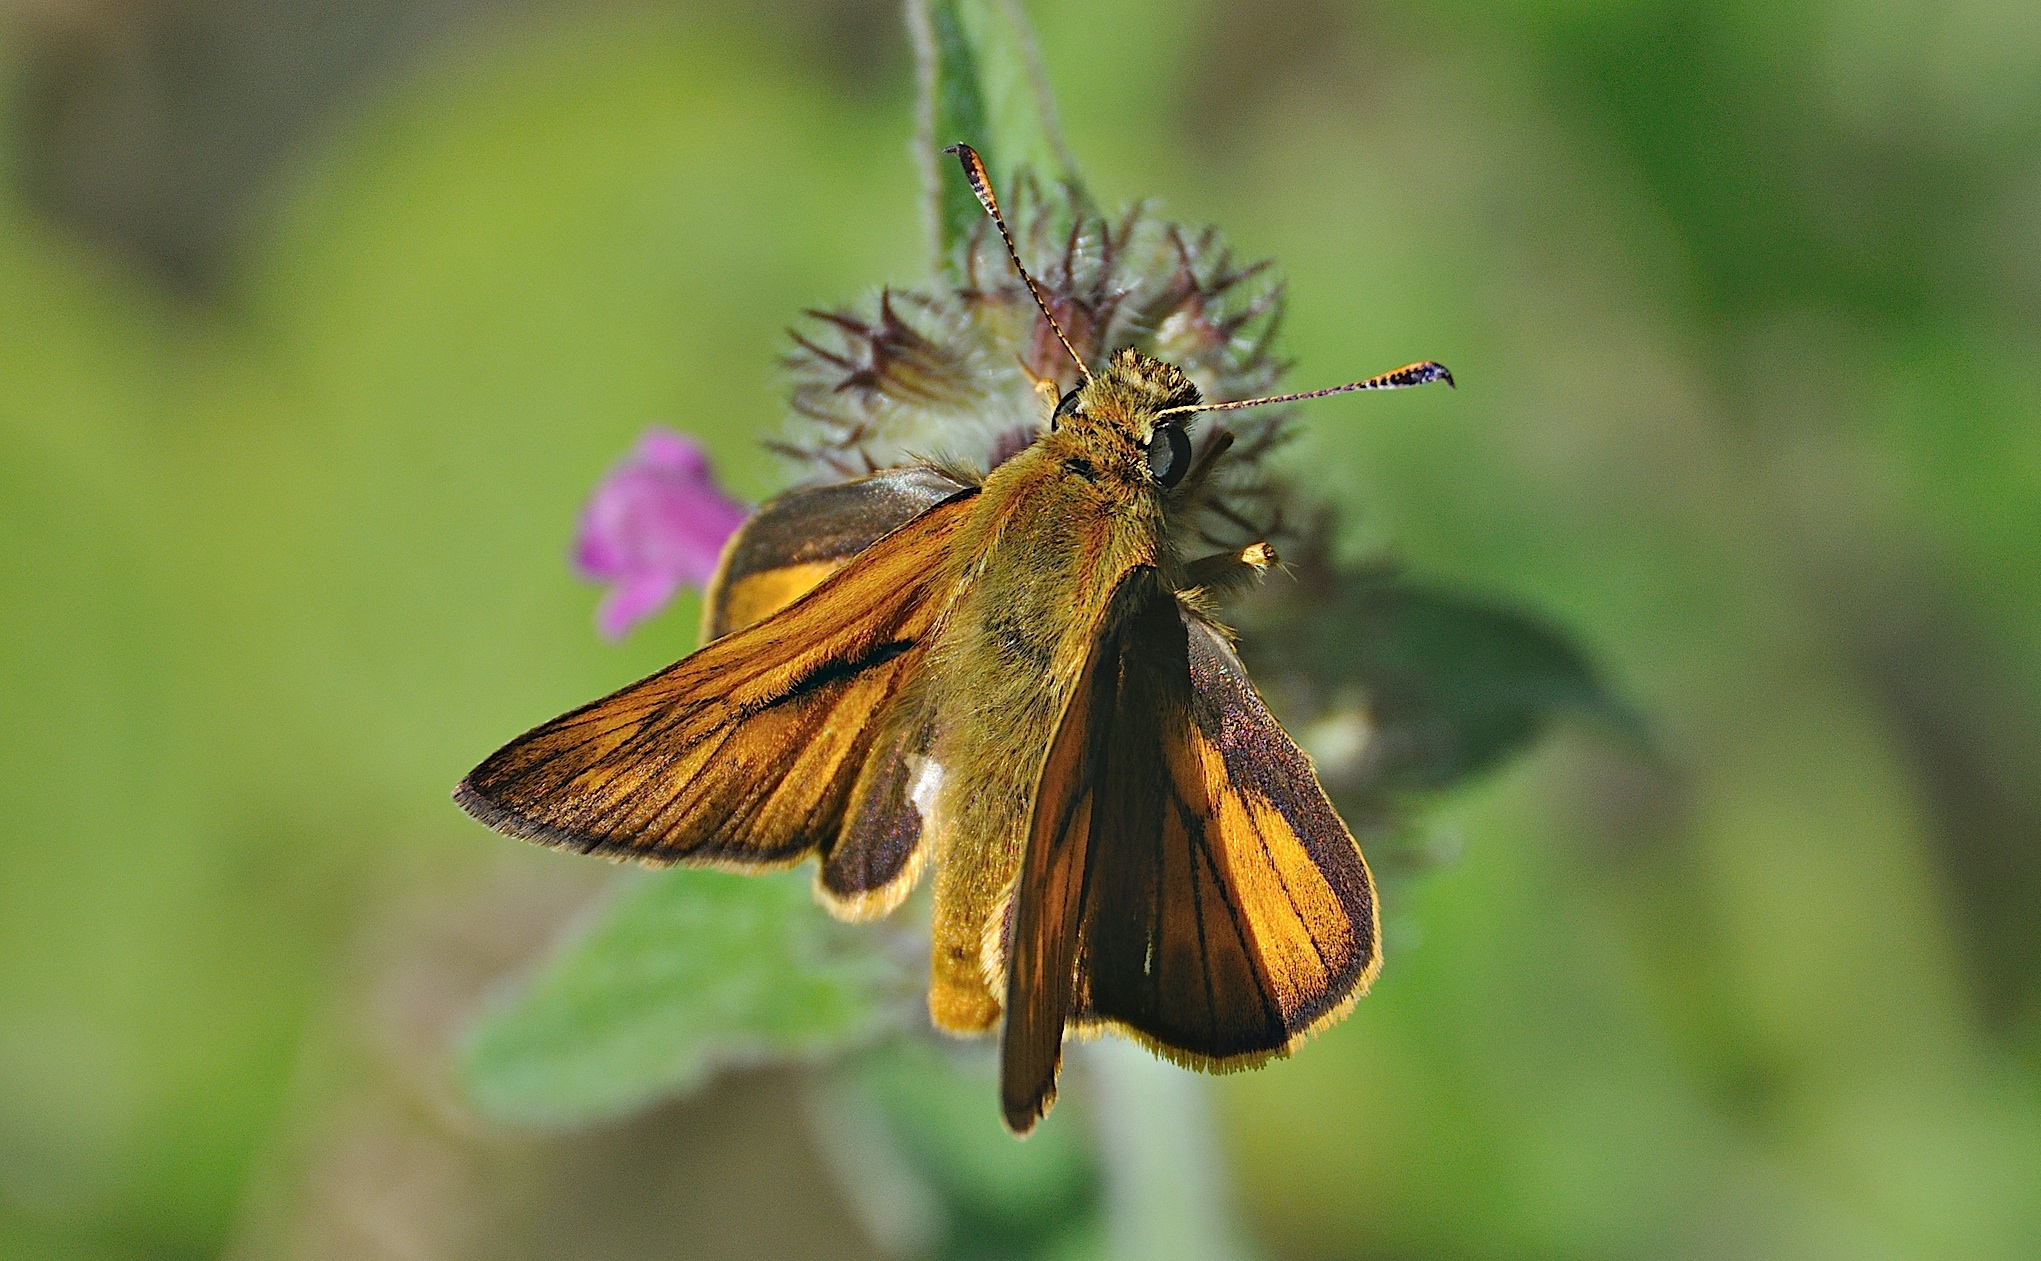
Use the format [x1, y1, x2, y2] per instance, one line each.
[844, 1042, 1105, 1257]
[463, 870, 910, 1125]
[921, 0, 996, 257]
[0, 12, 925, 1257]
[1245, 567, 1643, 795]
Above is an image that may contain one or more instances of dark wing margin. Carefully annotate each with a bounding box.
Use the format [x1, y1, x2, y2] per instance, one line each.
[705, 465, 973, 640]
[1000, 592, 1379, 1133]
[455, 489, 976, 871]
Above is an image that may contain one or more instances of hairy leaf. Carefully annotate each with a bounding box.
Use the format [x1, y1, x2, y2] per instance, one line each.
[461, 869, 910, 1126]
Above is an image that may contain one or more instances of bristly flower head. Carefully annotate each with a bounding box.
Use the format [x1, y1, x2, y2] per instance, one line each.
[783, 177, 1300, 551]
[573, 428, 748, 640]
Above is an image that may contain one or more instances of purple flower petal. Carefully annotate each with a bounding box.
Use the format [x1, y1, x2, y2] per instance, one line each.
[595, 570, 686, 642]
[573, 427, 749, 640]
[630, 428, 713, 475]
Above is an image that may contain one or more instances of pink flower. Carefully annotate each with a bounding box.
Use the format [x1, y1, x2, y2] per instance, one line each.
[573, 428, 748, 640]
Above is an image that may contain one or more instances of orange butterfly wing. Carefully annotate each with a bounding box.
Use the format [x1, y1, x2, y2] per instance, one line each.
[1001, 585, 1380, 1132]
[455, 484, 976, 876]
[705, 465, 972, 640]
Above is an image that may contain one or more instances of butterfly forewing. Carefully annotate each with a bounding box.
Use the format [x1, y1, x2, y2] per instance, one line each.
[455, 488, 977, 868]
[1078, 615, 1379, 1051]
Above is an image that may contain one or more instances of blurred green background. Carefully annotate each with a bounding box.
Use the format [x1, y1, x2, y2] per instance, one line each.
[5, 0, 2041, 1258]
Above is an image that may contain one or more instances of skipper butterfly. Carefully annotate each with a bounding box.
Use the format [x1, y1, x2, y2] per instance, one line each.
[457, 145, 1452, 1132]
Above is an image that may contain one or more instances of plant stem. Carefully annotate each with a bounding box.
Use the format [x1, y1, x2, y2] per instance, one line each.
[1078, 1039, 1257, 1261]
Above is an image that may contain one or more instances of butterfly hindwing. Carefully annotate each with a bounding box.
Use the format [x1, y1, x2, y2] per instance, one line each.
[455, 488, 977, 869]
[816, 706, 939, 920]
[1001, 586, 1380, 1132]
[706, 465, 973, 640]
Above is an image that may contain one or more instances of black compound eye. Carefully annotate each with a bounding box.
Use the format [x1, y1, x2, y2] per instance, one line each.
[1146, 423, 1192, 488]
[1050, 387, 1083, 429]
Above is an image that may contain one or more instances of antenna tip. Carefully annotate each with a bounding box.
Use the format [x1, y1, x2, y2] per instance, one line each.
[942, 143, 997, 208]
[1410, 361, 1453, 389]
[943, 143, 985, 176]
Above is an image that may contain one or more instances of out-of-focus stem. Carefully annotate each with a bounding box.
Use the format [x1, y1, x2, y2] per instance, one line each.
[1078, 1039, 1257, 1261]
[908, 0, 1082, 279]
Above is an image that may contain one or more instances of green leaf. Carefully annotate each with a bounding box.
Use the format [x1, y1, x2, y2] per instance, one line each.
[912, 0, 1078, 275]
[1243, 566, 1643, 800]
[460, 868, 910, 1126]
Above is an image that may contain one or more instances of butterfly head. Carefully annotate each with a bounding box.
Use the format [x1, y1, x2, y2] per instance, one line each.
[1044, 348, 1203, 493]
